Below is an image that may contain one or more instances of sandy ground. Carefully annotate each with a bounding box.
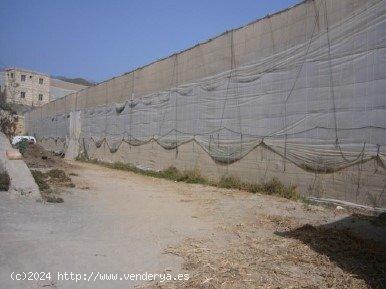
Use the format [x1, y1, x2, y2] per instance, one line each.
[0, 161, 385, 289]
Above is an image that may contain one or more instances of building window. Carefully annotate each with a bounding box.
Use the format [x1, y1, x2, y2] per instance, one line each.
[21, 75, 26, 82]
[39, 78, 43, 84]
[30, 75, 33, 79]
[38, 94, 43, 101]
[21, 91, 26, 98]
[10, 73, 14, 78]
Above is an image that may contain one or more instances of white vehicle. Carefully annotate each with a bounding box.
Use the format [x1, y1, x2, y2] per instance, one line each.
[11, 136, 36, 146]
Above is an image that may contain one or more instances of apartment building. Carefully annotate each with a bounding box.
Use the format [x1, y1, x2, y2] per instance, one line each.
[0, 68, 90, 108]
[1, 68, 50, 106]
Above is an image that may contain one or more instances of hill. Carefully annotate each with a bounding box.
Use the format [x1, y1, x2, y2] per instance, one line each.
[51, 76, 94, 86]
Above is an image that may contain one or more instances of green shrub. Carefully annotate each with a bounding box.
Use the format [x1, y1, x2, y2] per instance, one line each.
[16, 139, 29, 155]
[0, 101, 17, 114]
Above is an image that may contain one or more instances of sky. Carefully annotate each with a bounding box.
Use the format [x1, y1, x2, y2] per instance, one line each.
[0, 0, 300, 83]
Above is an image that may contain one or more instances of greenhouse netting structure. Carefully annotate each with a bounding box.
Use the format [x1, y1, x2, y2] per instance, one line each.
[25, 0, 386, 208]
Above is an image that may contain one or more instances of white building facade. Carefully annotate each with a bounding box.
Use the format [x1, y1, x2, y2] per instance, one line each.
[1, 68, 50, 106]
[0, 68, 88, 107]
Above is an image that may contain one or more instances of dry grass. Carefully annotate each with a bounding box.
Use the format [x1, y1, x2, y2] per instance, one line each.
[81, 159, 299, 200]
[143, 219, 385, 289]
[46, 169, 71, 182]
[281, 224, 386, 288]
[31, 169, 74, 203]
[96, 162, 208, 185]
[138, 198, 385, 289]
[31, 170, 50, 191]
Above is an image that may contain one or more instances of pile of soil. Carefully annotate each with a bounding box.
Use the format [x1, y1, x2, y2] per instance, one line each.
[23, 143, 68, 169]
[23, 144, 77, 203]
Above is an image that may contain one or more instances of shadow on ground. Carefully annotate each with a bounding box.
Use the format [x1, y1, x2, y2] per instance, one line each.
[276, 213, 386, 289]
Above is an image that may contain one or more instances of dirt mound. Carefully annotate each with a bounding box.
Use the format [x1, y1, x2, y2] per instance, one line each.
[23, 143, 69, 169]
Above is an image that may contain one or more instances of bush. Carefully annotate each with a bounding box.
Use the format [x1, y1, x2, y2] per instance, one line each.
[16, 139, 29, 155]
[0, 109, 17, 138]
[0, 101, 17, 114]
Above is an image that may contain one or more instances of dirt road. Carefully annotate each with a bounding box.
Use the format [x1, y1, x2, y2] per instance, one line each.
[1, 162, 385, 289]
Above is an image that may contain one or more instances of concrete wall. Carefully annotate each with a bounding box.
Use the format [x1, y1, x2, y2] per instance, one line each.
[0, 132, 40, 199]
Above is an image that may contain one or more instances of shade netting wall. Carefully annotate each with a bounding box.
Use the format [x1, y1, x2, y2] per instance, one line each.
[25, 0, 386, 208]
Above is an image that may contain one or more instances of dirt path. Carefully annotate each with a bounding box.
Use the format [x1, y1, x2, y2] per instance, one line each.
[1, 161, 385, 289]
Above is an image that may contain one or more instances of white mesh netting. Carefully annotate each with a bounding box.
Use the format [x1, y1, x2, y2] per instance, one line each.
[25, 0, 386, 207]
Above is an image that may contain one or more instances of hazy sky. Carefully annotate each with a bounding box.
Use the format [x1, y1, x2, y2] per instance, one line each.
[0, 0, 300, 82]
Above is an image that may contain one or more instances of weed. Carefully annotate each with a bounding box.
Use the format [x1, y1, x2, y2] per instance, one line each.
[0, 172, 10, 191]
[258, 178, 299, 200]
[46, 169, 71, 181]
[218, 176, 299, 200]
[66, 182, 76, 188]
[31, 170, 50, 191]
[248, 183, 263, 194]
[31, 169, 73, 202]
[45, 195, 64, 203]
[41, 189, 64, 203]
[75, 154, 88, 162]
[301, 197, 314, 211]
[177, 170, 208, 184]
[218, 176, 246, 190]
[159, 166, 179, 180]
[79, 159, 300, 200]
